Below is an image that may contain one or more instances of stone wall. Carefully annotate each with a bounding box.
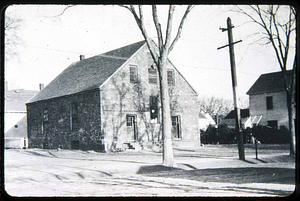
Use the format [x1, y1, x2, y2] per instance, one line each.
[27, 89, 102, 150]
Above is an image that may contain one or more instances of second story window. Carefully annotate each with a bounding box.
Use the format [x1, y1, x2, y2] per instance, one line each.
[148, 66, 157, 84]
[266, 96, 273, 110]
[130, 65, 138, 83]
[167, 69, 175, 86]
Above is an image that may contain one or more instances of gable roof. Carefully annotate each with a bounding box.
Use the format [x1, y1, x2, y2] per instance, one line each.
[224, 109, 250, 119]
[246, 70, 293, 95]
[28, 40, 146, 103]
[5, 89, 39, 111]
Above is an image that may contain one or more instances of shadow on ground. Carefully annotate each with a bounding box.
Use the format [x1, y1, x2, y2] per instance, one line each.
[137, 165, 181, 174]
[138, 166, 295, 185]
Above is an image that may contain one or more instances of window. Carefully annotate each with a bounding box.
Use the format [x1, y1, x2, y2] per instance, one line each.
[268, 120, 278, 129]
[148, 66, 157, 84]
[43, 109, 48, 122]
[266, 96, 273, 110]
[130, 65, 138, 83]
[126, 115, 134, 127]
[71, 103, 78, 131]
[167, 69, 175, 86]
[171, 116, 177, 126]
[150, 96, 159, 123]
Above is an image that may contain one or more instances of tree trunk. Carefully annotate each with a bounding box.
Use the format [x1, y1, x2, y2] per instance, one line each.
[286, 89, 296, 155]
[158, 52, 175, 167]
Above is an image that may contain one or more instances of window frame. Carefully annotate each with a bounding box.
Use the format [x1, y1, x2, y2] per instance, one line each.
[126, 115, 134, 127]
[71, 102, 79, 132]
[129, 65, 138, 83]
[148, 66, 157, 84]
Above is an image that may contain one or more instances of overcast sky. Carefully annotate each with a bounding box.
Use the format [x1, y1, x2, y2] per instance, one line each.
[4, 5, 295, 102]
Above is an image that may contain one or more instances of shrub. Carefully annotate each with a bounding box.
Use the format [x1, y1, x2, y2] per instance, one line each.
[200, 124, 236, 144]
[200, 124, 289, 144]
[252, 125, 289, 144]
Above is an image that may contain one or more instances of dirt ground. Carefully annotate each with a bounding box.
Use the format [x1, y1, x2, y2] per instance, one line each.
[3, 144, 296, 197]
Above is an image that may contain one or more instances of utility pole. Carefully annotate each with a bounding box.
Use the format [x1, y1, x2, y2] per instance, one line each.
[217, 17, 245, 160]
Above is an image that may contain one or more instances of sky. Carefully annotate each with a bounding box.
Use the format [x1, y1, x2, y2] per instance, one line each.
[4, 5, 296, 103]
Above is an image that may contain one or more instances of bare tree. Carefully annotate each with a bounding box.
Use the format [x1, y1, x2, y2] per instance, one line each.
[5, 13, 23, 61]
[199, 96, 233, 117]
[120, 5, 194, 167]
[234, 5, 296, 155]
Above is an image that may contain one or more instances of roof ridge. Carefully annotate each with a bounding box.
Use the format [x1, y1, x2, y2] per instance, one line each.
[261, 69, 293, 76]
[98, 54, 128, 60]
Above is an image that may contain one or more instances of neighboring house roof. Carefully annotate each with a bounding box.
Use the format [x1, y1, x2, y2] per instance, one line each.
[28, 40, 146, 103]
[246, 70, 293, 95]
[224, 109, 250, 119]
[5, 89, 39, 111]
[199, 112, 216, 130]
[199, 112, 207, 119]
[204, 113, 216, 125]
[5, 116, 27, 138]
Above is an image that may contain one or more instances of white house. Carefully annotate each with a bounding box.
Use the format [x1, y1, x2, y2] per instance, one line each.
[246, 70, 295, 129]
[199, 112, 216, 131]
[5, 83, 40, 148]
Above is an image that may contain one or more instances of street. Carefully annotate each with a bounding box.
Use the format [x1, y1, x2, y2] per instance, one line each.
[3, 144, 296, 197]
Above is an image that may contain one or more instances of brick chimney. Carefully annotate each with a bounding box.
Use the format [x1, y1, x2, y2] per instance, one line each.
[39, 83, 44, 91]
[80, 55, 85, 60]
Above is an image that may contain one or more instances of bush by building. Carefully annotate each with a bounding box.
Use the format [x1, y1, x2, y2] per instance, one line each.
[200, 124, 289, 144]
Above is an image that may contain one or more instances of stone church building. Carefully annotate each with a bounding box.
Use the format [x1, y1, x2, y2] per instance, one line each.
[26, 40, 199, 151]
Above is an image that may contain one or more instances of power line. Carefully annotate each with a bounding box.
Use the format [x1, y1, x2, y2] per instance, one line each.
[177, 64, 259, 76]
[26, 44, 259, 77]
[25, 45, 95, 55]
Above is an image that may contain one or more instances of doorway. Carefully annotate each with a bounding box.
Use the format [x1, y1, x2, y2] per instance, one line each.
[126, 115, 137, 141]
[171, 116, 181, 138]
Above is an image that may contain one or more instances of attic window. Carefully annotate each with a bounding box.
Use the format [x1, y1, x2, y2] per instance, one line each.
[167, 69, 175, 86]
[130, 65, 138, 83]
[148, 66, 157, 84]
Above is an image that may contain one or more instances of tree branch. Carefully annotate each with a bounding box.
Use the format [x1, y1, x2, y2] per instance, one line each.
[169, 5, 194, 53]
[164, 5, 175, 50]
[152, 5, 164, 53]
[125, 5, 159, 67]
[272, 8, 286, 68]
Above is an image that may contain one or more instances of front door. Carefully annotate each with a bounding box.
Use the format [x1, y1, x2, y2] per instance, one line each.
[171, 116, 181, 138]
[126, 115, 137, 141]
